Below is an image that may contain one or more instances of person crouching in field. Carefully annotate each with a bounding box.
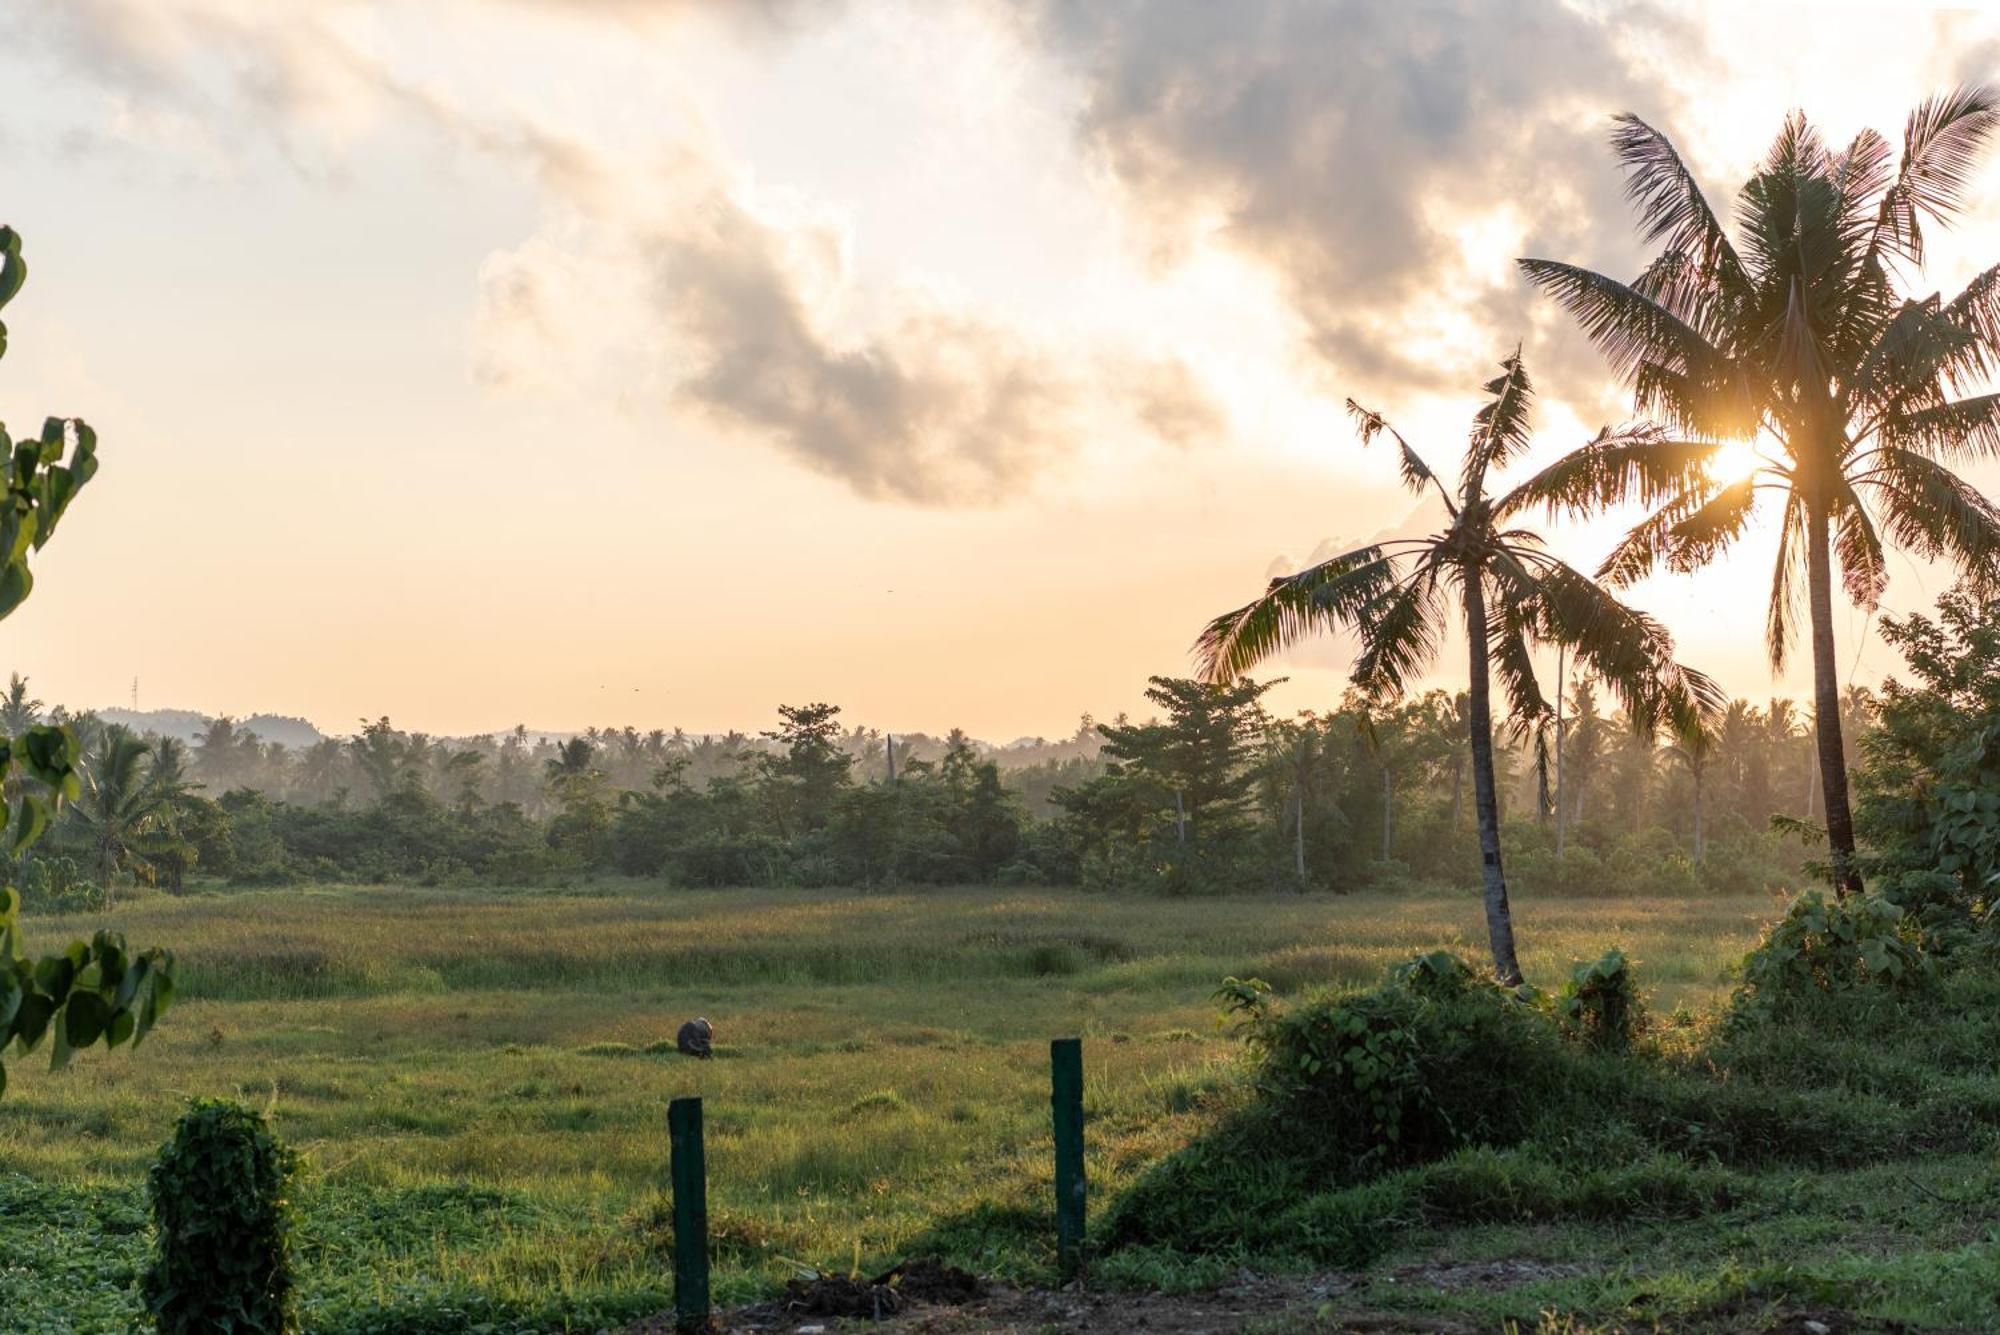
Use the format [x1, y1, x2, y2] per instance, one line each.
[677, 1018, 714, 1058]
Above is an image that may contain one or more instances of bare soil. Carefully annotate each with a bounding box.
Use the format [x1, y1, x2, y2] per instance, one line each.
[623, 1258, 1975, 1334]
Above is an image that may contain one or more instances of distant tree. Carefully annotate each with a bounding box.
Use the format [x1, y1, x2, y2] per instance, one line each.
[350, 717, 417, 799]
[1198, 355, 1718, 982]
[544, 737, 611, 860]
[1658, 720, 1717, 865]
[756, 703, 853, 837]
[64, 727, 196, 901]
[1522, 90, 2000, 893]
[0, 673, 41, 735]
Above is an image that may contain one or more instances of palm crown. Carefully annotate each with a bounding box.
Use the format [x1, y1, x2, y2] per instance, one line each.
[1196, 354, 1719, 739]
[1196, 353, 1720, 981]
[1519, 89, 2000, 891]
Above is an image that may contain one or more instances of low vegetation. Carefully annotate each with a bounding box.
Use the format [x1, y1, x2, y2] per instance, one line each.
[2, 882, 1774, 1331]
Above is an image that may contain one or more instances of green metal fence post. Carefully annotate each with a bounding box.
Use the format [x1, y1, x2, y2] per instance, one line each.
[669, 1096, 710, 1332]
[1051, 1036, 1086, 1280]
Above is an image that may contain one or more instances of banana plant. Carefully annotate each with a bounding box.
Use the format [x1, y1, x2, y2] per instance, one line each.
[0, 225, 174, 1098]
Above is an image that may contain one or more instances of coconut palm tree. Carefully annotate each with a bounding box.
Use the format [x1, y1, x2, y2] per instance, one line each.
[1658, 720, 1717, 866]
[1519, 90, 2000, 894]
[0, 673, 42, 735]
[1197, 354, 1721, 982]
[66, 726, 191, 904]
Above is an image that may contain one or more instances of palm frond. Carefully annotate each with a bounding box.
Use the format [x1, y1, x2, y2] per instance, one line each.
[1515, 259, 1752, 435]
[1506, 555, 1724, 735]
[1877, 391, 2000, 463]
[1830, 482, 1888, 608]
[1346, 398, 1453, 509]
[1461, 351, 1534, 491]
[1492, 423, 1718, 520]
[1598, 477, 1751, 586]
[1866, 447, 2000, 589]
[1766, 495, 1807, 672]
[1194, 546, 1400, 682]
[1873, 85, 2000, 265]
[1349, 565, 1449, 701]
[1482, 579, 1549, 726]
[1609, 113, 1750, 306]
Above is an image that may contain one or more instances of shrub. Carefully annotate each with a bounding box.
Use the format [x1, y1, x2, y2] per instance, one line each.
[1240, 953, 1571, 1174]
[13, 856, 101, 914]
[143, 1099, 297, 1334]
[1730, 890, 1932, 1024]
[1554, 947, 1642, 1049]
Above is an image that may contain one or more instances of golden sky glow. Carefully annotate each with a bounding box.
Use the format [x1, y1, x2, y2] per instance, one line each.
[1, 1, 1996, 739]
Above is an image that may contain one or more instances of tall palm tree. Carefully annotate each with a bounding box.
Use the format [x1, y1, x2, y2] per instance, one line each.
[1658, 720, 1717, 866]
[1197, 354, 1721, 982]
[1519, 90, 2000, 894]
[0, 673, 42, 735]
[67, 726, 189, 904]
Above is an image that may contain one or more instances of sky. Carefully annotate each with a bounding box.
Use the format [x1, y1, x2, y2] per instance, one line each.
[1, 0, 1998, 741]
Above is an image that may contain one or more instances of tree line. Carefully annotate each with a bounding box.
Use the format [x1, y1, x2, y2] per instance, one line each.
[6, 666, 1864, 907]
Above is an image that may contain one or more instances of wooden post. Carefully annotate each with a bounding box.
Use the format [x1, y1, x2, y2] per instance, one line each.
[1050, 1037, 1085, 1280]
[669, 1096, 709, 1332]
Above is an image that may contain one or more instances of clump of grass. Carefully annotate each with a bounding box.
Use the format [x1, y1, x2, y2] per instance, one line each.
[842, 1089, 909, 1119]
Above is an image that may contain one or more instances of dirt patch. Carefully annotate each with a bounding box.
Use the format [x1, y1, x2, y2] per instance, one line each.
[776, 1259, 985, 1321]
[673, 1269, 1481, 1333]
[1388, 1258, 1588, 1291]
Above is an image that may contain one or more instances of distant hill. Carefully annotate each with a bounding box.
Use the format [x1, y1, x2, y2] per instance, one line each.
[97, 709, 327, 751]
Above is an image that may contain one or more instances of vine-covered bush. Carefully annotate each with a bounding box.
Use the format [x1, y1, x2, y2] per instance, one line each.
[14, 856, 100, 915]
[143, 1099, 298, 1334]
[1239, 953, 1569, 1173]
[1730, 891, 1931, 1024]
[1555, 948, 1642, 1049]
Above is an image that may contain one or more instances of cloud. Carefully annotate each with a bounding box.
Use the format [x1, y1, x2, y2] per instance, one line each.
[1008, 0, 1693, 412]
[472, 137, 1224, 503]
[9, 1, 1221, 505]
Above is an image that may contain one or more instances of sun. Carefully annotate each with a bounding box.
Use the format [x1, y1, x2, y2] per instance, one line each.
[1706, 437, 1766, 483]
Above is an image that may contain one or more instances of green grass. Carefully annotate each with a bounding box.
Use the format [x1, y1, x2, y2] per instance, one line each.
[0, 881, 1784, 1331]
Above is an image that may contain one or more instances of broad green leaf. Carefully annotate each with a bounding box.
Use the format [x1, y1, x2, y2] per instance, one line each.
[63, 991, 110, 1049]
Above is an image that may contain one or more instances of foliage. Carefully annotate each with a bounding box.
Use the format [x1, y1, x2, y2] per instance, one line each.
[1856, 585, 2000, 934]
[1234, 953, 1570, 1174]
[0, 891, 176, 1098]
[1052, 676, 1275, 893]
[12, 854, 100, 914]
[1554, 947, 1642, 1049]
[1522, 91, 2000, 893]
[1194, 355, 1719, 978]
[0, 224, 176, 1099]
[143, 1098, 297, 1334]
[1730, 890, 1932, 1023]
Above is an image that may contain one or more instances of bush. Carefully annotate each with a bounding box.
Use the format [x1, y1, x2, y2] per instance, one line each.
[1730, 890, 1932, 1024]
[143, 1099, 297, 1334]
[1554, 947, 1642, 1049]
[13, 856, 101, 914]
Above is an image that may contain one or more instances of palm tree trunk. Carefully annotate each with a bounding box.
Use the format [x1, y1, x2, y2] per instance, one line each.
[1805, 507, 1863, 895]
[1379, 768, 1393, 862]
[1296, 739, 1312, 887]
[1463, 569, 1524, 985]
[1450, 757, 1464, 828]
[1692, 770, 1705, 865]
[1292, 789, 1306, 884]
[1554, 648, 1568, 862]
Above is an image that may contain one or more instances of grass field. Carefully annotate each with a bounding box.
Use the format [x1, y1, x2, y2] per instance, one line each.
[1, 881, 1789, 1331]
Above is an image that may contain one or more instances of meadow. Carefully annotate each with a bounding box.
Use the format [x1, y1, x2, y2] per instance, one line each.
[0, 880, 1779, 1332]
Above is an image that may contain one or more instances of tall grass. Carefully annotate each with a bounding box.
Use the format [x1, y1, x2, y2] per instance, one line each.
[0, 880, 1778, 1328]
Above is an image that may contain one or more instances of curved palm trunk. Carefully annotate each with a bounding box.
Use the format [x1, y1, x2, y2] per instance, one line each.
[1462, 570, 1524, 985]
[1805, 508, 1863, 896]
